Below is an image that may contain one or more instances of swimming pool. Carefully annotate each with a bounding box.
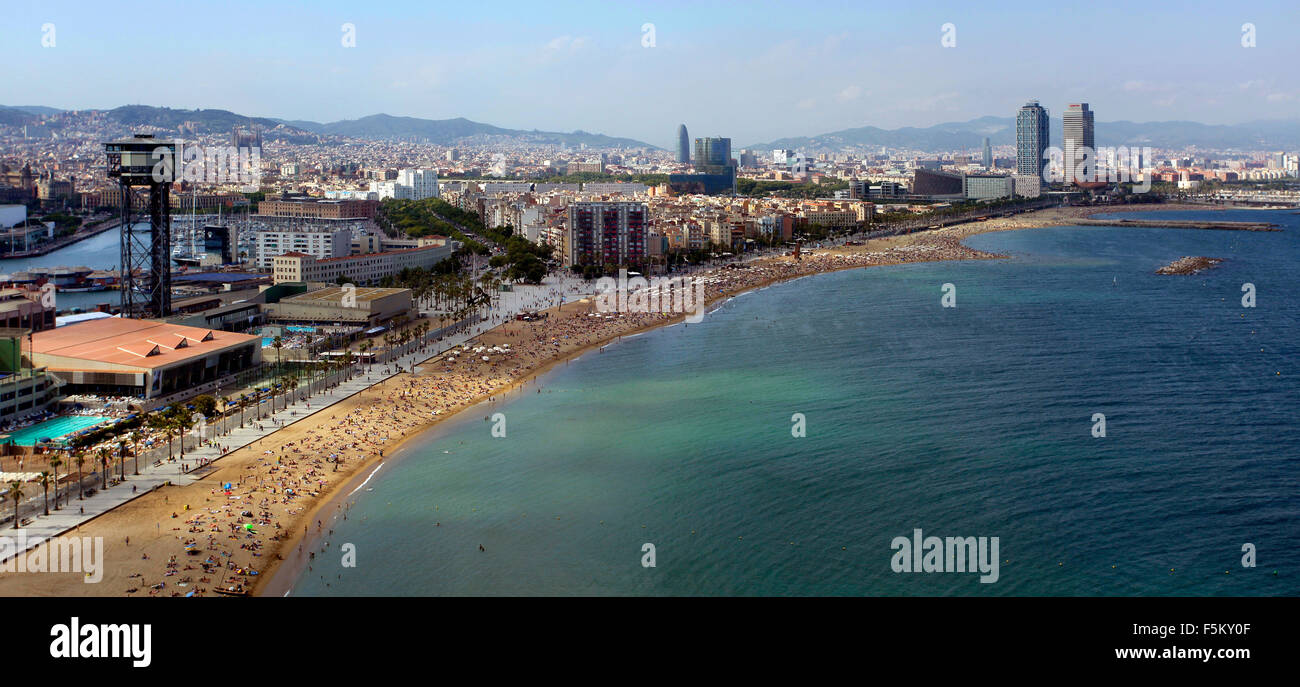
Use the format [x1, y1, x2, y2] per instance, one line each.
[3, 416, 114, 446]
[262, 337, 273, 347]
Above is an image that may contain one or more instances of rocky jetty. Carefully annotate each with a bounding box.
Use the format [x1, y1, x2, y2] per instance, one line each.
[1156, 256, 1223, 275]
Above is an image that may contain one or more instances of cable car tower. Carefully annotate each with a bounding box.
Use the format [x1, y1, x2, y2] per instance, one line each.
[104, 135, 175, 318]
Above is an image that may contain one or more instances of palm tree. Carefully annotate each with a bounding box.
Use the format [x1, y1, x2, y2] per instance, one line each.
[74, 450, 86, 499]
[96, 447, 110, 490]
[38, 471, 50, 516]
[238, 394, 249, 428]
[8, 480, 23, 528]
[218, 398, 230, 435]
[272, 335, 284, 376]
[129, 431, 141, 475]
[176, 414, 195, 462]
[147, 413, 172, 461]
[49, 455, 62, 509]
[117, 440, 128, 481]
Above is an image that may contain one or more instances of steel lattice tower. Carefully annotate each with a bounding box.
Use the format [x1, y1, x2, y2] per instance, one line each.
[105, 136, 174, 318]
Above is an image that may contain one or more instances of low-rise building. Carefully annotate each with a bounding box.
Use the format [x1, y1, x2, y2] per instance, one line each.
[963, 173, 1015, 200]
[271, 244, 455, 285]
[28, 317, 261, 399]
[265, 286, 413, 329]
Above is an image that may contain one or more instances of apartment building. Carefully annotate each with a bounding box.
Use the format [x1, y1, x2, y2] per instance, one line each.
[565, 202, 648, 268]
[253, 228, 351, 269]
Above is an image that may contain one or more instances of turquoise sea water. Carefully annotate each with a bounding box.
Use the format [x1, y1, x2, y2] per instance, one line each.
[5, 416, 113, 446]
[291, 209, 1299, 596]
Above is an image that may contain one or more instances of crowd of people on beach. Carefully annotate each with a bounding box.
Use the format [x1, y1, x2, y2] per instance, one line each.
[105, 229, 1006, 597]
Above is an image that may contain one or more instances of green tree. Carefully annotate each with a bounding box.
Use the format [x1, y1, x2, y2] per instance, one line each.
[8, 480, 23, 528]
[49, 456, 62, 509]
[38, 472, 51, 516]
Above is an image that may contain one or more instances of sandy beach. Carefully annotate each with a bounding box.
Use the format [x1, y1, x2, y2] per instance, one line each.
[0, 202, 1220, 597]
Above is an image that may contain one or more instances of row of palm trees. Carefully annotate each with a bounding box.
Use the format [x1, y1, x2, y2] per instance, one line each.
[225, 353, 358, 431]
[12, 287, 504, 527]
[388, 269, 502, 323]
[9, 428, 144, 528]
[7, 351, 368, 528]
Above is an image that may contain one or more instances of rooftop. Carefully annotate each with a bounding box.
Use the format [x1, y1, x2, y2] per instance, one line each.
[30, 317, 258, 370]
[283, 286, 406, 305]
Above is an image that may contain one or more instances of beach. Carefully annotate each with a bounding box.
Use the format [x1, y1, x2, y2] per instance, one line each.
[0, 202, 1218, 597]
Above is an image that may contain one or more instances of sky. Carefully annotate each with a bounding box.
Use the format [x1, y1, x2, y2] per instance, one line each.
[5, 0, 1300, 148]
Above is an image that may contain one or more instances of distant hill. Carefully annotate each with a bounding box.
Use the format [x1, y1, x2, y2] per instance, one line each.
[0, 104, 657, 148]
[0, 105, 63, 118]
[106, 105, 286, 132]
[747, 116, 1300, 152]
[277, 113, 656, 148]
[0, 106, 34, 127]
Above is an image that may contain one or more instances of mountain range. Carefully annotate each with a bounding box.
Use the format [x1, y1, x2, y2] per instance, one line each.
[0, 105, 656, 149]
[5, 103, 1300, 152]
[747, 116, 1300, 152]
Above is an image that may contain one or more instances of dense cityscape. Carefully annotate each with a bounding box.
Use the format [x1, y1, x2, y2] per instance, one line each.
[0, 0, 1296, 670]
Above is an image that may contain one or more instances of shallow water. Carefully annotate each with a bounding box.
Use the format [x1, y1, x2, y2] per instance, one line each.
[291, 209, 1299, 596]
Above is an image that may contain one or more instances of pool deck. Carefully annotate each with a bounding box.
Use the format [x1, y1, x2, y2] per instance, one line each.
[3, 416, 114, 447]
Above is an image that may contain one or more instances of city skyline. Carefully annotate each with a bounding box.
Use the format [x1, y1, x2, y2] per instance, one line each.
[5, 0, 1299, 148]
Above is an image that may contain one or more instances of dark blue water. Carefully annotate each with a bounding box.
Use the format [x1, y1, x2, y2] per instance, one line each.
[291, 209, 1298, 596]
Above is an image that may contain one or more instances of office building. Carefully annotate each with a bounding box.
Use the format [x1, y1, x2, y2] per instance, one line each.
[677, 125, 690, 163]
[1063, 103, 1095, 184]
[963, 174, 1015, 200]
[1016, 100, 1050, 179]
[668, 170, 736, 195]
[674, 137, 737, 194]
[694, 138, 732, 167]
[912, 169, 964, 197]
[270, 244, 454, 285]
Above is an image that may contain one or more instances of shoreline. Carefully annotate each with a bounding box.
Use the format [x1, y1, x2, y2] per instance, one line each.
[0, 201, 1236, 598]
[258, 281, 759, 595]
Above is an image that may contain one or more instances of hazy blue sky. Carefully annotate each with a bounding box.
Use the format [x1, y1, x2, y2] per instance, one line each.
[6, 0, 1299, 147]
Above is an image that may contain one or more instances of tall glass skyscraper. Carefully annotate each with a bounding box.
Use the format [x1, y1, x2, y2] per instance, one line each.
[1063, 103, 1095, 184]
[677, 125, 690, 163]
[694, 137, 732, 167]
[1016, 101, 1049, 179]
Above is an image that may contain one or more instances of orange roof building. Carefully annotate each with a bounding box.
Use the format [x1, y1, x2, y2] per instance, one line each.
[28, 317, 261, 400]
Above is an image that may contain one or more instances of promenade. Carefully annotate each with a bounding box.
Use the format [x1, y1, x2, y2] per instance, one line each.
[0, 274, 595, 560]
